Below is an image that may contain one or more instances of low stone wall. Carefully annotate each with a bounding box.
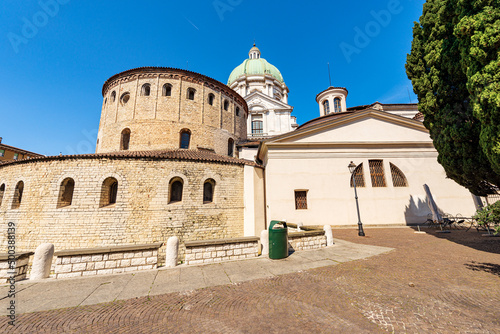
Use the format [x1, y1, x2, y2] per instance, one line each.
[54, 243, 162, 279]
[184, 237, 259, 265]
[288, 231, 326, 251]
[0, 252, 33, 282]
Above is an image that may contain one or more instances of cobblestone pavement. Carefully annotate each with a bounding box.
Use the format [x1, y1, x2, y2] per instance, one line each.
[2, 228, 500, 333]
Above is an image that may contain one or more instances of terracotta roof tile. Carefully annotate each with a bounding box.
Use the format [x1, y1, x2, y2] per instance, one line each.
[0, 149, 262, 168]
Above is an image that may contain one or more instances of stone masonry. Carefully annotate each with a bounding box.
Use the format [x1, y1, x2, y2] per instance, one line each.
[184, 237, 259, 265]
[97, 67, 248, 156]
[0, 252, 32, 282]
[288, 231, 327, 251]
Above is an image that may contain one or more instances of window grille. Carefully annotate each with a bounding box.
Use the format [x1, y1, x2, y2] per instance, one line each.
[390, 163, 408, 187]
[369, 160, 386, 187]
[350, 163, 365, 187]
[252, 120, 263, 134]
[334, 98, 341, 113]
[295, 190, 308, 210]
[323, 100, 330, 114]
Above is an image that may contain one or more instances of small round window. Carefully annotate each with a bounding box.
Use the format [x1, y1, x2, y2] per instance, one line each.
[120, 93, 130, 105]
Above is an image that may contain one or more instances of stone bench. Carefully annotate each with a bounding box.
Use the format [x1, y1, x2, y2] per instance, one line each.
[184, 237, 260, 265]
[0, 252, 34, 282]
[288, 230, 327, 251]
[54, 243, 163, 279]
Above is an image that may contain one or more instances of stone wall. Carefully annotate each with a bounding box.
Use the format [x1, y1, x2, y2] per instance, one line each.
[97, 68, 248, 156]
[288, 231, 326, 251]
[184, 237, 259, 265]
[53, 243, 161, 279]
[0, 157, 246, 264]
[0, 252, 32, 282]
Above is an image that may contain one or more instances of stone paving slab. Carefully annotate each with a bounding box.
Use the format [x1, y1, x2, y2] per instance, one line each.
[0, 238, 392, 315]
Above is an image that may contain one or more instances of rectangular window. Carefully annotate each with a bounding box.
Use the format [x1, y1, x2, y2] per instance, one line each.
[13, 153, 19, 160]
[295, 190, 308, 210]
[0, 150, 4, 157]
[252, 120, 263, 134]
[369, 160, 386, 187]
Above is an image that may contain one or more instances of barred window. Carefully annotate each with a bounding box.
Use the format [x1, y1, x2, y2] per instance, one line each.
[252, 119, 263, 134]
[369, 160, 386, 187]
[295, 190, 308, 210]
[350, 163, 365, 187]
[390, 163, 408, 187]
[323, 100, 330, 114]
[334, 98, 341, 113]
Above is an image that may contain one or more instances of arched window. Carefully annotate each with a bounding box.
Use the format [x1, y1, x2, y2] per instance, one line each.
[390, 163, 408, 187]
[187, 88, 196, 100]
[208, 93, 215, 106]
[100, 177, 118, 207]
[111, 91, 116, 102]
[228, 138, 234, 157]
[169, 178, 183, 203]
[323, 100, 330, 114]
[203, 179, 215, 203]
[57, 178, 75, 208]
[350, 163, 365, 187]
[0, 184, 5, 207]
[120, 128, 131, 151]
[236, 107, 240, 116]
[120, 92, 130, 105]
[369, 160, 387, 187]
[141, 84, 151, 96]
[180, 129, 191, 149]
[12, 181, 24, 209]
[163, 84, 172, 97]
[223, 100, 229, 111]
[334, 98, 341, 113]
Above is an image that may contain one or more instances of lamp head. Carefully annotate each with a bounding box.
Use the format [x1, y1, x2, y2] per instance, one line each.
[348, 161, 357, 174]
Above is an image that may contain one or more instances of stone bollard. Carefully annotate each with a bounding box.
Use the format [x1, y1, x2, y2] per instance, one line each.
[260, 229, 269, 256]
[165, 237, 179, 268]
[323, 225, 334, 246]
[30, 243, 54, 280]
[297, 222, 303, 231]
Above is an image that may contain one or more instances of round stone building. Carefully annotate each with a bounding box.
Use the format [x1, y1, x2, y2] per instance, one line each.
[0, 68, 266, 265]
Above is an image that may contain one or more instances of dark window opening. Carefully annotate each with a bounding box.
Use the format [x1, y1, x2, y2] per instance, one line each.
[141, 84, 151, 96]
[236, 107, 240, 116]
[57, 178, 75, 208]
[228, 138, 234, 157]
[0, 184, 5, 207]
[12, 181, 24, 209]
[169, 179, 183, 203]
[180, 130, 191, 149]
[163, 84, 172, 97]
[208, 94, 215, 105]
[100, 177, 118, 207]
[121, 128, 131, 150]
[187, 88, 196, 100]
[295, 190, 307, 210]
[203, 179, 215, 203]
[224, 100, 229, 111]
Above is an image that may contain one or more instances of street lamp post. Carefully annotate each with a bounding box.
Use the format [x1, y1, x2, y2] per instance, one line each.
[348, 161, 365, 237]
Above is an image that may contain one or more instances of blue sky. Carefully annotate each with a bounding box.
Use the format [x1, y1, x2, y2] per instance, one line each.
[0, 0, 425, 156]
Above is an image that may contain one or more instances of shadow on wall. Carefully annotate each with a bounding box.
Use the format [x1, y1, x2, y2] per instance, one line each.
[404, 194, 434, 226]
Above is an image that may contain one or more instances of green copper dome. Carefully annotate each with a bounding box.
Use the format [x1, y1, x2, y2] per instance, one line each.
[228, 46, 284, 86]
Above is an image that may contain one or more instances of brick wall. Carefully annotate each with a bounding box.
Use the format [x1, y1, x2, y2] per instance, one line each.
[97, 69, 248, 156]
[0, 157, 245, 265]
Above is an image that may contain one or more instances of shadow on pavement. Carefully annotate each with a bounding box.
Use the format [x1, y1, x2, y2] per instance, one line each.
[464, 261, 500, 277]
[409, 226, 500, 255]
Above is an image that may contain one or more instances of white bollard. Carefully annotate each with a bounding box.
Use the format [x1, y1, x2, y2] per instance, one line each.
[297, 222, 303, 231]
[30, 243, 54, 280]
[260, 229, 269, 256]
[165, 236, 179, 268]
[323, 225, 334, 246]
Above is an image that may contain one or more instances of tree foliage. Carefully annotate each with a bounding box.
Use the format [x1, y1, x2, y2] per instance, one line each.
[406, 0, 500, 196]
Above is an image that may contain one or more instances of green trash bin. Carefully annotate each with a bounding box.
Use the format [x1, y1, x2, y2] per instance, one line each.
[269, 220, 288, 259]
